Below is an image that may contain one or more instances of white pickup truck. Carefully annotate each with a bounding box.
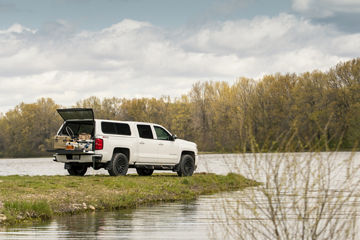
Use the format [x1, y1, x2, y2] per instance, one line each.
[51, 108, 198, 177]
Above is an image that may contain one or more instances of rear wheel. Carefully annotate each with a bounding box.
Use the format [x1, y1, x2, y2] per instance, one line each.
[108, 153, 129, 176]
[67, 165, 87, 176]
[177, 154, 195, 177]
[136, 168, 154, 176]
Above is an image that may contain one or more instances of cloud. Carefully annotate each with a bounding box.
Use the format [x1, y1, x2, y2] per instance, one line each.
[0, 23, 35, 34]
[0, 14, 360, 113]
[292, 0, 360, 18]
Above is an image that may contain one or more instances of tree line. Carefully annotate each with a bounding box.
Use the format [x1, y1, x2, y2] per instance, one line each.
[0, 58, 359, 157]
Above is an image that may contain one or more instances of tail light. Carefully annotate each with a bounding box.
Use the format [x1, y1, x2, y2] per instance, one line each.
[95, 138, 103, 150]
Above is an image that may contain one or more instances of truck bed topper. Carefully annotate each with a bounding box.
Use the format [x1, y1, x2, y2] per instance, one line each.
[57, 108, 94, 121]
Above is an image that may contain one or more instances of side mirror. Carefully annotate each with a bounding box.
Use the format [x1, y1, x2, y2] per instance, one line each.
[172, 134, 177, 141]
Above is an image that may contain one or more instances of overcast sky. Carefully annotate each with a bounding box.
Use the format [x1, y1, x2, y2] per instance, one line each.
[1, 0, 360, 113]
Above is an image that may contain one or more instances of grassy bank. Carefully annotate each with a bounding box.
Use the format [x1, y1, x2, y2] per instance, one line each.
[0, 173, 257, 225]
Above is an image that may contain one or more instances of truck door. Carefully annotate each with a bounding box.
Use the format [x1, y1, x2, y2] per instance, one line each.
[154, 125, 179, 164]
[136, 124, 158, 163]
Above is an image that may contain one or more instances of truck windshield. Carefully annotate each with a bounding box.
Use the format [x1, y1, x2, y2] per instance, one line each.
[60, 121, 94, 138]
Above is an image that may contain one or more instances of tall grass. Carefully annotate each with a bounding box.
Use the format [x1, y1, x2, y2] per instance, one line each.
[211, 131, 360, 239]
[4, 200, 53, 223]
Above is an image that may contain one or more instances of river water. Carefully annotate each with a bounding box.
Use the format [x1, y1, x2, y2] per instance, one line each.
[1, 153, 360, 239]
[0, 193, 229, 239]
[0, 154, 233, 176]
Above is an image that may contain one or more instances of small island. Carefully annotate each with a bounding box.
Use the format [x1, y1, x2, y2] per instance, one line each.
[0, 173, 257, 226]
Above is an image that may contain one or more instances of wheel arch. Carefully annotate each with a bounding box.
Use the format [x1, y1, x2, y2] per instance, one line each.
[180, 150, 195, 161]
[112, 147, 130, 161]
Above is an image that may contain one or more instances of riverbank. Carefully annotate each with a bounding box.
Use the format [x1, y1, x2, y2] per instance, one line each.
[0, 173, 258, 226]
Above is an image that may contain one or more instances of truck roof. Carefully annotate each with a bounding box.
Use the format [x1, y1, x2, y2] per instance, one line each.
[57, 108, 160, 126]
[94, 119, 159, 126]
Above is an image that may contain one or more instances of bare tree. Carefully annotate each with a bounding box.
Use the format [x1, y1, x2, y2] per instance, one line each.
[211, 135, 360, 240]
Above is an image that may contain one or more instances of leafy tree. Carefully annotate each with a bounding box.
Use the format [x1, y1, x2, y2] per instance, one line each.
[0, 58, 359, 157]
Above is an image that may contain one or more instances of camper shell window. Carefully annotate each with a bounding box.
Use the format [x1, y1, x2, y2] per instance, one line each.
[60, 121, 95, 138]
[101, 122, 131, 136]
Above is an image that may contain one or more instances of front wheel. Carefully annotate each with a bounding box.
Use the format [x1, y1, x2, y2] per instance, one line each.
[67, 165, 87, 176]
[136, 168, 154, 176]
[108, 153, 129, 176]
[177, 154, 195, 177]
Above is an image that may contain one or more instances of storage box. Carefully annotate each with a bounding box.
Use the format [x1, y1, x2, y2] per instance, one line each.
[53, 135, 72, 149]
[79, 133, 91, 141]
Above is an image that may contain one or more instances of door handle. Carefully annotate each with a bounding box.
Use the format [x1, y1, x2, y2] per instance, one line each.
[140, 142, 145, 144]
[159, 143, 164, 146]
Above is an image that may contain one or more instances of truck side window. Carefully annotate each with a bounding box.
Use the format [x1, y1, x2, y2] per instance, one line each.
[102, 122, 131, 135]
[154, 126, 172, 140]
[137, 125, 153, 139]
[102, 122, 116, 134]
[115, 123, 131, 135]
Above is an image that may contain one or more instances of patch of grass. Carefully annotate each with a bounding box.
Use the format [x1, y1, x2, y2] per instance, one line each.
[0, 173, 258, 225]
[3, 200, 52, 223]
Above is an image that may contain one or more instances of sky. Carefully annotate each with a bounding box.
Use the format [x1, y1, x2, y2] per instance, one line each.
[0, 0, 360, 113]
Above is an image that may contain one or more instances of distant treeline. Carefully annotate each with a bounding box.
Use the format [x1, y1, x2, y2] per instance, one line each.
[0, 58, 359, 157]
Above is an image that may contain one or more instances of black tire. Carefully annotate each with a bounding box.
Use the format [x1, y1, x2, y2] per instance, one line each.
[136, 168, 154, 176]
[108, 153, 129, 176]
[177, 154, 195, 177]
[67, 165, 87, 176]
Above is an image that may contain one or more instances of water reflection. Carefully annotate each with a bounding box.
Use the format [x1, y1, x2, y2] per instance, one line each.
[1, 195, 222, 239]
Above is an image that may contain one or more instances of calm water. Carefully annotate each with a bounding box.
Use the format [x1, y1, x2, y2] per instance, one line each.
[1, 153, 360, 239]
[0, 192, 231, 239]
[0, 154, 232, 176]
